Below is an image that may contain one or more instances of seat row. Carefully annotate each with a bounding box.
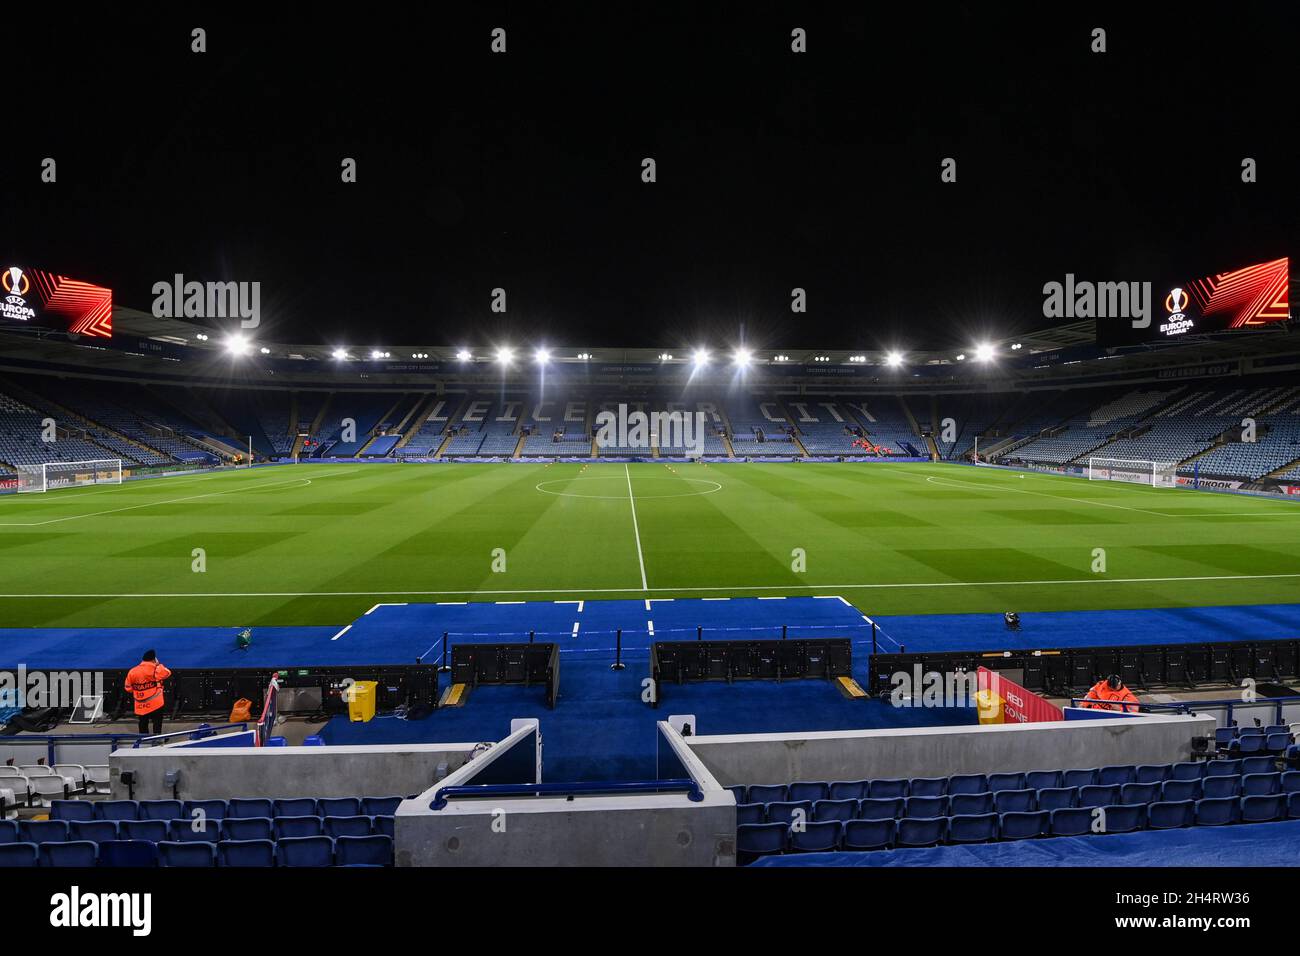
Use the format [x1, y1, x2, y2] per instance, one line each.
[738, 772, 1300, 823]
[0, 835, 392, 868]
[730, 759, 1283, 804]
[737, 794, 1300, 863]
[46, 796, 402, 821]
[2, 815, 393, 844]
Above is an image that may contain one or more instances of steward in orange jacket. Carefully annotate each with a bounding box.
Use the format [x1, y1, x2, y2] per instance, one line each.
[125, 650, 172, 735]
[1082, 674, 1139, 713]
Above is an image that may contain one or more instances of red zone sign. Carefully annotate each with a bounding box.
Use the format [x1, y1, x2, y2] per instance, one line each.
[977, 666, 1064, 723]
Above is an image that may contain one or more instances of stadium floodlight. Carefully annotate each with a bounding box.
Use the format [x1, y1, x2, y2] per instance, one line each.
[733, 348, 753, 367]
[885, 351, 904, 367]
[371, 349, 392, 359]
[496, 346, 514, 365]
[693, 348, 709, 366]
[974, 343, 996, 362]
[658, 352, 673, 361]
[577, 352, 592, 360]
[955, 353, 966, 361]
[331, 348, 349, 360]
[225, 334, 250, 356]
[259, 346, 270, 355]
[534, 347, 551, 364]
[1010, 342, 1023, 350]
[456, 349, 472, 361]
[195, 333, 209, 342]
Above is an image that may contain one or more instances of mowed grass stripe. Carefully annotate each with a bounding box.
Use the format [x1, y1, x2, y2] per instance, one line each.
[1, 461, 1297, 627]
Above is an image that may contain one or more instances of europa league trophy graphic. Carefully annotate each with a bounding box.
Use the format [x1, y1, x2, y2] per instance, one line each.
[5, 266, 22, 296]
[1169, 287, 1187, 313]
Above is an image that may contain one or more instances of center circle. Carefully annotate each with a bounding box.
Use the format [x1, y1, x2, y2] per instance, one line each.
[535, 476, 722, 500]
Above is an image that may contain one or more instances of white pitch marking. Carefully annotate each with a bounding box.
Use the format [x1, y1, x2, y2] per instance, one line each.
[495, 601, 525, 605]
[625, 464, 648, 590]
[436, 601, 467, 605]
[647, 620, 655, 636]
[364, 602, 408, 615]
[330, 624, 352, 642]
[572, 622, 580, 638]
[757, 596, 787, 600]
[701, 597, 730, 601]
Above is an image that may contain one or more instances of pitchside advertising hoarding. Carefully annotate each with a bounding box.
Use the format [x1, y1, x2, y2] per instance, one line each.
[0, 264, 112, 338]
[1100, 256, 1289, 347]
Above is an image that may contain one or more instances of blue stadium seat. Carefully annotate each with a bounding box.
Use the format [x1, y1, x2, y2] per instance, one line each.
[947, 813, 998, 844]
[907, 777, 947, 797]
[1146, 800, 1195, 830]
[1077, 785, 1120, 808]
[947, 774, 988, 795]
[896, 817, 946, 847]
[789, 821, 842, 853]
[96, 800, 140, 822]
[1134, 765, 1170, 784]
[302, 736, 325, 746]
[1240, 794, 1284, 823]
[20, 820, 69, 844]
[788, 782, 829, 804]
[1289, 793, 1300, 820]
[1281, 771, 1300, 794]
[70, 820, 119, 843]
[318, 797, 363, 818]
[737, 803, 764, 825]
[746, 784, 787, 804]
[987, 773, 1024, 793]
[159, 841, 217, 867]
[1024, 771, 1060, 790]
[1206, 759, 1241, 777]
[360, 796, 403, 816]
[998, 811, 1050, 842]
[1233, 735, 1265, 756]
[828, 781, 869, 801]
[857, 797, 904, 820]
[726, 785, 747, 804]
[120, 820, 168, 842]
[1265, 734, 1291, 756]
[182, 799, 227, 821]
[1099, 804, 1145, 833]
[0, 821, 18, 844]
[276, 835, 335, 866]
[1241, 757, 1276, 775]
[229, 798, 274, 819]
[1035, 788, 1076, 811]
[169, 819, 222, 842]
[273, 798, 317, 818]
[1194, 797, 1239, 826]
[1242, 773, 1281, 796]
[1168, 762, 1205, 781]
[949, 792, 994, 815]
[1201, 775, 1240, 799]
[275, 815, 324, 839]
[812, 799, 857, 823]
[40, 841, 98, 867]
[1160, 779, 1201, 802]
[1098, 765, 1136, 786]
[737, 823, 787, 864]
[904, 796, 948, 818]
[868, 779, 909, 799]
[993, 790, 1035, 813]
[325, 816, 373, 839]
[224, 817, 274, 842]
[1120, 783, 1159, 805]
[336, 834, 394, 866]
[98, 840, 159, 867]
[0, 842, 39, 866]
[373, 816, 394, 838]
[139, 799, 183, 821]
[1214, 727, 1236, 750]
[1049, 808, 1094, 837]
[842, 818, 894, 851]
[218, 839, 276, 867]
[50, 799, 95, 821]
[1061, 769, 1096, 788]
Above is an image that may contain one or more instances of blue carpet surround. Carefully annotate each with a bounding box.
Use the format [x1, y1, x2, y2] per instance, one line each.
[1, 598, 1295, 780]
[753, 818, 1300, 867]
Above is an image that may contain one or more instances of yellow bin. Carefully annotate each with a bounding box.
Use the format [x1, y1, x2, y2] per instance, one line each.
[348, 680, 377, 722]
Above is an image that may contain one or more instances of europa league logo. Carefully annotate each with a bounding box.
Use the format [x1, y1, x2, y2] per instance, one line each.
[3, 266, 28, 297]
[1165, 287, 1187, 314]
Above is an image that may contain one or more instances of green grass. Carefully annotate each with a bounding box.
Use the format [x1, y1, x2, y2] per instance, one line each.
[2, 461, 1298, 628]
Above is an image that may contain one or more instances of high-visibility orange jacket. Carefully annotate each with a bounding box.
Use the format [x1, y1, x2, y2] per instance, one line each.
[124, 661, 172, 716]
[1082, 679, 1139, 713]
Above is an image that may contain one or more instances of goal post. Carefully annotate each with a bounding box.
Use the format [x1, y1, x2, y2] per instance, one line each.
[1087, 457, 1177, 488]
[16, 459, 122, 493]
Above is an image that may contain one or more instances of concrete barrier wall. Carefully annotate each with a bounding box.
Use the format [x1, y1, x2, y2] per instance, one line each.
[684, 713, 1218, 786]
[395, 721, 736, 866]
[110, 741, 479, 801]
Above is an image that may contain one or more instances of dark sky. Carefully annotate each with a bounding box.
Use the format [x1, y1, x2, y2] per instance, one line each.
[2, 3, 1295, 352]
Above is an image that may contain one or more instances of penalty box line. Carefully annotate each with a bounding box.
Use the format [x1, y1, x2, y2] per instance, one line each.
[4, 570, 1300, 599]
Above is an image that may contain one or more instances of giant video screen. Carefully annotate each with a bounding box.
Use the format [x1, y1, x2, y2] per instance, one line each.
[1, 263, 113, 338]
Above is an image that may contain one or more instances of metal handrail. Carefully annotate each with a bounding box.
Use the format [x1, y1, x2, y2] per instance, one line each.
[430, 778, 704, 809]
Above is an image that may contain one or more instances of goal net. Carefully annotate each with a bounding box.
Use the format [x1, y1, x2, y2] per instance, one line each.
[1087, 457, 1177, 488]
[16, 459, 122, 494]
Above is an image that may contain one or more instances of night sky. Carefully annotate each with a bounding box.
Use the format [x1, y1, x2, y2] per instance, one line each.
[2, 4, 1295, 351]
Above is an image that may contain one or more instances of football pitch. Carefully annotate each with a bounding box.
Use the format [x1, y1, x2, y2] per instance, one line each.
[2, 461, 1298, 629]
